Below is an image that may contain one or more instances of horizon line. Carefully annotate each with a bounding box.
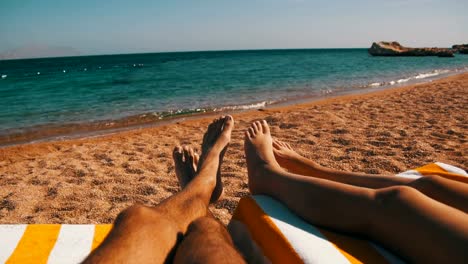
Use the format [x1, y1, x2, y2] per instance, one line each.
[0, 47, 371, 62]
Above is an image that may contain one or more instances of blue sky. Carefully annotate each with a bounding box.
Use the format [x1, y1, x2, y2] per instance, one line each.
[1, 0, 467, 55]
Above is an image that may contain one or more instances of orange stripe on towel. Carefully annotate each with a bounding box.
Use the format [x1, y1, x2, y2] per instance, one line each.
[91, 224, 113, 251]
[416, 163, 468, 184]
[318, 228, 390, 264]
[233, 196, 303, 264]
[6, 224, 61, 264]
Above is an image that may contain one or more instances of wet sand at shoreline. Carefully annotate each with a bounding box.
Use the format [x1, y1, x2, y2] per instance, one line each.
[0, 73, 466, 225]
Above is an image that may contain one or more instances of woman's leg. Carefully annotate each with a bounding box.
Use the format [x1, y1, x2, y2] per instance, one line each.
[84, 116, 235, 264]
[273, 139, 468, 212]
[273, 139, 410, 187]
[245, 120, 468, 263]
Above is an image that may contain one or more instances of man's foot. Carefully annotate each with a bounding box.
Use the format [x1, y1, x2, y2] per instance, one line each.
[173, 145, 199, 189]
[199, 115, 234, 203]
[244, 120, 282, 194]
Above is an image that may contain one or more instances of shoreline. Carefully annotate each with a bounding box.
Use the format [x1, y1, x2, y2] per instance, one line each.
[1, 69, 466, 148]
[0, 72, 466, 225]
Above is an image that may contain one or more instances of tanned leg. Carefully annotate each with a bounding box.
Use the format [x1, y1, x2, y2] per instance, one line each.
[245, 120, 468, 263]
[171, 144, 246, 264]
[83, 116, 234, 264]
[273, 139, 468, 212]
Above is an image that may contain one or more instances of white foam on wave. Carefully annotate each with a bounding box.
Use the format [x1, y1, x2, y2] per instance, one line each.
[1, 74, 7, 79]
[369, 69, 454, 88]
[414, 69, 449, 79]
[397, 77, 411, 84]
[321, 88, 333, 94]
[219, 101, 269, 111]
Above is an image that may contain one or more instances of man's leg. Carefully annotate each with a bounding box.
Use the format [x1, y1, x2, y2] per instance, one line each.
[245, 120, 468, 263]
[174, 216, 246, 264]
[172, 145, 246, 264]
[272, 139, 468, 212]
[83, 116, 234, 264]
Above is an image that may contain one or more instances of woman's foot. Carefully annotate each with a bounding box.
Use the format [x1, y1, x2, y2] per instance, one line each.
[198, 115, 234, 203]
[272, 139, 322, 172]
[244, 120, 283, 194]
[272, 140, 303, 167]
[173, 145, 199, 189]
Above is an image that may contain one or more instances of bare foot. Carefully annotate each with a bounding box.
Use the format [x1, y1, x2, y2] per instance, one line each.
[173, 145, 199, 189]
[273, 139, 322, 176]
[199, 115, 234, 203]
[244, 120, 282, 194]
[272, 139, 303, 165]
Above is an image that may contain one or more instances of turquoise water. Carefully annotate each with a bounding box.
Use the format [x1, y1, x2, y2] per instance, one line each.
[1, 49, 467, 136]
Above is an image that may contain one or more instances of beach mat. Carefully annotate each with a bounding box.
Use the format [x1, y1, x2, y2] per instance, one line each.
[232, 162, 467, 264]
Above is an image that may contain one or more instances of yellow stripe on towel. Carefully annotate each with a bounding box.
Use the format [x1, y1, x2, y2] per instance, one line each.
[318, 228, 390, 264]
[233, 196, 303, 264]
[415, 163, 468, 184]
[92, 224, 113, 251]
[6, 224, 61, 264]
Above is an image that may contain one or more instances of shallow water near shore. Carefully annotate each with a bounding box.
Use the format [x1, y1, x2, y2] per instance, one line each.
[1, 49, 467, 145]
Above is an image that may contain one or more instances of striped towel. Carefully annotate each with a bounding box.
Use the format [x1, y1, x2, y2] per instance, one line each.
[232, 162, 467, 264]
[0, 224, 112, 264]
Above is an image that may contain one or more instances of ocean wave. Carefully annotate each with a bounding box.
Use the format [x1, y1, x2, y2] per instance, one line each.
[218, 101, 270, 111]
[136, 101, 272, 121]
[414, 70, 449, 79]
[1, 74, 7, 79]
[367, 69, 455, 88]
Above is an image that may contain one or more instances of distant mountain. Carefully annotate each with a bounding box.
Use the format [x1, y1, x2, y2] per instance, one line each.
[0, 45, 81, 60]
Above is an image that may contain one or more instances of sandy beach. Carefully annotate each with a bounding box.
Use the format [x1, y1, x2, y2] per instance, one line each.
[0, 73, 466, 225]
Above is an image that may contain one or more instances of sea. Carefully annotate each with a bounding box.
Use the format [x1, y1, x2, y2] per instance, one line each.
[1, 49, 467, 145]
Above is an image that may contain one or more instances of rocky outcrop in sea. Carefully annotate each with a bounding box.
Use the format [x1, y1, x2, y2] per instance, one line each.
[452, 44, 468, 54]
[368, 41, 454, 57]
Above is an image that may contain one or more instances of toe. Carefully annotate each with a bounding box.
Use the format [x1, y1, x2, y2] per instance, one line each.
[252, 121, 260, 133]
[245, 130, 251, 138]
[277, 140, 285, 147]
[193, 153, 199, 167]
[187, 147, 194, 162]
[183, 146, 191, 162]
[173, 146, 183, 159]
[272, 140, 280, 149]
[248, 127, 255, 137]
[255, 121, 263, 133]
[261, 120, 270, 134]
[222, 115, 234, 131]
[215, 117, 224, 131]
